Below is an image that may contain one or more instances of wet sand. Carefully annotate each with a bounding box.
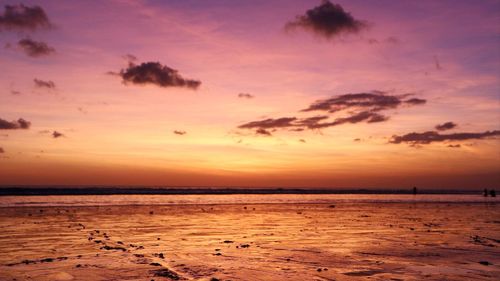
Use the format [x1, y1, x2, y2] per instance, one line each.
[0, 202, 499, 280]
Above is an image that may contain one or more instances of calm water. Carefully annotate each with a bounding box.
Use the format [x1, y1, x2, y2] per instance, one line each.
[0, 193, 496, 207]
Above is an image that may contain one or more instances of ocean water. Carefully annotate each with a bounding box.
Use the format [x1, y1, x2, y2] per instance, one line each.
[0, 193, 496, 207]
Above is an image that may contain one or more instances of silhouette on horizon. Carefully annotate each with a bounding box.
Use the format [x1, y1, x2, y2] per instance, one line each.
[490, 189, 496, 197]
[412, 186, 417, 195]
[483, 189, 488, 197]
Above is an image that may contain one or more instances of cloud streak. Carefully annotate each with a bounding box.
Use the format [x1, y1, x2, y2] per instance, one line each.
[302, 92, 424, 113]
[390, 130, 500, 145]
[238, 91, 426, 135]
[286, 1, 366, 39]
[18, 38, 55, 57]
[238, 93, 254, 99]
[34, 78, 55, 89]
[173, 130, 186, 135]
[119, 62, 201, 89]
[435, 122, 457, 131]
[0, 4, 51, 31]
[0, 118, 31, 130]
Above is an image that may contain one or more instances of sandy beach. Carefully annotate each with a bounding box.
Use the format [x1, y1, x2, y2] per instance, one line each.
[0, 197, 499, 281]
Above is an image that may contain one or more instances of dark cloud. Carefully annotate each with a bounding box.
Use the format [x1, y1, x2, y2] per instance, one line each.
[299, 139, 306, 143]
[119, 62, 201, 89]
[11, 90, 21, 95]
[0, 4, 51, 31]
[448, 144, 461, 148]
[238, 91, 426, 135]
[256, 128, 272, 136]
[308, 111, 388, 129]
[390, 130, 500, 145]
[302, 92, 423, 113]
[286, 0, 366, 39]
[435, 122, 457, 131]
[238, 93, 254, 99]
[238, 117, 297, 130]
[18, 38, 55, 57]
[295, 115, 329, 128]
[353, 138, 361, 142]
[34, 78, 55, 89]
[0, 118, 31, 129]
[404, 98, 426, 105]
[52, 131, 64, 138]
[173, 130, 186, 135]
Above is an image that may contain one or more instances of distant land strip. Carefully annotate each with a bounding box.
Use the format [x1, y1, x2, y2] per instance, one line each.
[0, 187, 484, 196]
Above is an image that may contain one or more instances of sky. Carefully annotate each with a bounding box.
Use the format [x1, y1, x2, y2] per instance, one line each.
[0, 0, 499, 189]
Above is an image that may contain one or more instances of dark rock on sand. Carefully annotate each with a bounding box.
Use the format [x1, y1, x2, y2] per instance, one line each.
[100, 245, 127, 251]
[151, 268, 180, 280]
[479, 261, 492, 266]
[150, 262, 162, 266]
[153, 253, 165, 259]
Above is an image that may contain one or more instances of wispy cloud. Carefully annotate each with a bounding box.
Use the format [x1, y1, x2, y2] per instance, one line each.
[238, 91, 426, 135]
[255, 128, 272, 136]
[302, 92, 423, 113]
[18, 38, 55, 57]
[34, 78, 55, 89]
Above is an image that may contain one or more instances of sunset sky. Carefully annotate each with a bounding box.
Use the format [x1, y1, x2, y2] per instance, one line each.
[0, 0, 499, 189]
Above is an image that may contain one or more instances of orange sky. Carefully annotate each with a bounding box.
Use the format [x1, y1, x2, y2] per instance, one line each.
[0, 0, 499, 189]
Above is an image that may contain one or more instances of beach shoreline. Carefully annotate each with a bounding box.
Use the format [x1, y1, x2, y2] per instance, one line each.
[1, 200, 499, 280]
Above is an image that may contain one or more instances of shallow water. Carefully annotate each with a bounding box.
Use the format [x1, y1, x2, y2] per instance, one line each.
[0, 195, 499, 280]
[0, 194, 496, 207]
